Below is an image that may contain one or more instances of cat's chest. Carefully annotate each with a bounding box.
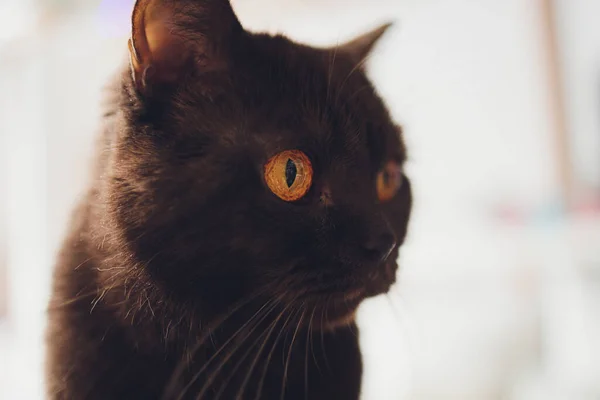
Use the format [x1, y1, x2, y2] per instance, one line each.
[159, 327, 362, 400]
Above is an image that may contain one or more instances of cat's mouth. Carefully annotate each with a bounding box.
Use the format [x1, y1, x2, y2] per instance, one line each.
[294, 259, 398, 331]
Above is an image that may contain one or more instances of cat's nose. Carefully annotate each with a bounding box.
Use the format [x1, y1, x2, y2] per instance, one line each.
[362, 231, 396, 263]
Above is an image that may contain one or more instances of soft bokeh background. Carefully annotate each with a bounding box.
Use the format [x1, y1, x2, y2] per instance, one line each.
[1, 0, 599, 399]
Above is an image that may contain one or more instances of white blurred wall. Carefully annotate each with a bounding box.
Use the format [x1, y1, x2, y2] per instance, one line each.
[554, 0, 600, 190]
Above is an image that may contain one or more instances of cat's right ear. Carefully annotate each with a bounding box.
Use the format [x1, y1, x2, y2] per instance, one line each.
[338, 22, 393, 64]
[128, 0, 243, 93]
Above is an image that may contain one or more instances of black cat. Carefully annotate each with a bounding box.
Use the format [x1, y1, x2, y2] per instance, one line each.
[46, 1, 412, 399]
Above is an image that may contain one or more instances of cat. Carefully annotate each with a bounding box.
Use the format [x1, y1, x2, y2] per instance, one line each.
[46, 0, 412, 399]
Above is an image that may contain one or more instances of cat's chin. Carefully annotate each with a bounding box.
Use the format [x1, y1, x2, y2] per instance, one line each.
[300, 291, 364, 332]
[297, 261, 398, 331]
[364, 259, 398, 297]
[321, 310, 358, 332]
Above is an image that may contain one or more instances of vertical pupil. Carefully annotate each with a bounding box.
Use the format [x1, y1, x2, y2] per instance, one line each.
[383, 170, 390, 186]
[285, 159, 297, 187]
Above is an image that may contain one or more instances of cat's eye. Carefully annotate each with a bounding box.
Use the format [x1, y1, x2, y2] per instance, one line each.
[376, 161, 403, 202]
[264, 150, 313, 201]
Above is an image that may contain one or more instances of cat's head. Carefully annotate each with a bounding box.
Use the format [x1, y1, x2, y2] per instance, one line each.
[106, 0, 411, 330]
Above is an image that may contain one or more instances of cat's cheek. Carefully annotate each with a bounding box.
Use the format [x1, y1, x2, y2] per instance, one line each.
[381, 177, 412, 244]
[383, 259, 399, 284]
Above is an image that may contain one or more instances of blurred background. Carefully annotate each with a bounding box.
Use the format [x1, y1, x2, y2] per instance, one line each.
[1, 0, 599, 399]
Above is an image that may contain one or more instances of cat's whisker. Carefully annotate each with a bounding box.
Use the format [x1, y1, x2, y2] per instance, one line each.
[162, 290, 265, 399]
[307, 305, 320, 373]
[280, 305, 306, 400]
[304, 305, 317, 400]
[232, 301, 290, 400]
[254, 304, 297, 400]
[163, 319, 174, 342]
[210, 316, 275, 400]
[178, 299, 274, 400]
[190, 299, 277, 400]
[320, 296, 332, 372]
[386, 293, 404, 323]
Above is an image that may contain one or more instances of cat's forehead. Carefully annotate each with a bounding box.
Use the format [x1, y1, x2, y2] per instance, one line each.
[243, 36, 369, 108]
[234, 36, 391, 154]
[166, 33, 401, 167]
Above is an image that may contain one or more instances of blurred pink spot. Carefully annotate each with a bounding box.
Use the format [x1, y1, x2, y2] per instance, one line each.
[494, 204, 525, 225]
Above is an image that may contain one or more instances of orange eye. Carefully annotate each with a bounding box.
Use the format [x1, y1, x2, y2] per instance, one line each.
[376, 161, 403, 202]
[264, 150, 313, 201]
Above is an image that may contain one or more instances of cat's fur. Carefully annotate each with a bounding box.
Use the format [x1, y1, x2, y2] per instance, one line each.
[46, 1, 412, 399]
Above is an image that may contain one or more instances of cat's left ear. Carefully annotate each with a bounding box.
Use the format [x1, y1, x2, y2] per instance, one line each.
[338, 22, 393, 63]
[128, 0, 243, 93]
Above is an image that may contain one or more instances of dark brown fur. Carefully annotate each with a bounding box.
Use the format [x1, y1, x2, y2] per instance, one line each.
[46, 1, 412, 399]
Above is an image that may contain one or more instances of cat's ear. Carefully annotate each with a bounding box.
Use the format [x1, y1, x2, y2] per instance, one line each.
[339, 22, 393, 63]
[128, 0, 243, 92]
